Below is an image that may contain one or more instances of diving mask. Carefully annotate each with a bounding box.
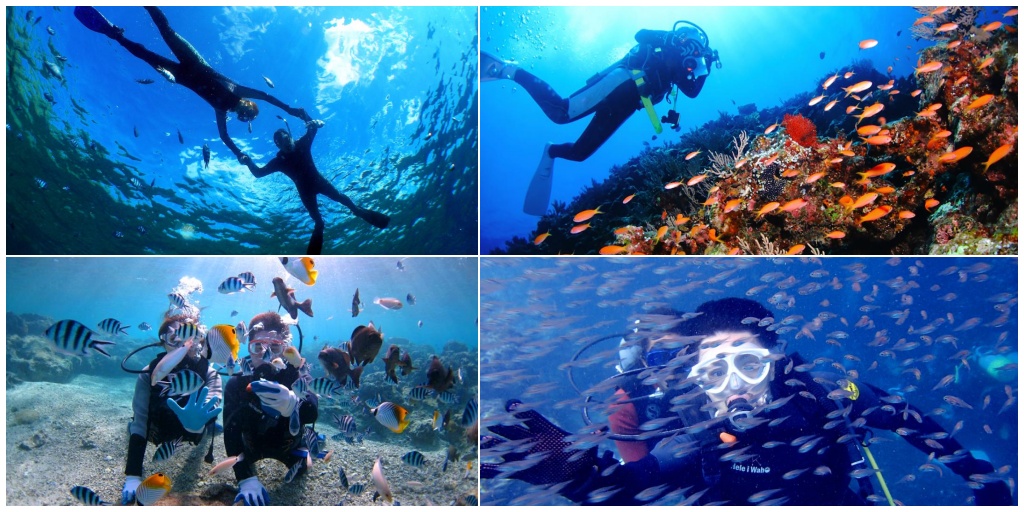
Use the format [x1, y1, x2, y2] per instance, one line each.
[249, 330, 286, 360]
[687, 335, 773, 422]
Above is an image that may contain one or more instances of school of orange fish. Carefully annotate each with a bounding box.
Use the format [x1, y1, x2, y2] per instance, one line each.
[533, 8, 1016, 256]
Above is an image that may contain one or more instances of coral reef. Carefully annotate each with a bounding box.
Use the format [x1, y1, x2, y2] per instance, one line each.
[497, 12, 1017, 256]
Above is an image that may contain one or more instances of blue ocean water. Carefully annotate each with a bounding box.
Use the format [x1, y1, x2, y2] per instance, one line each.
[480, 6, 1011, 253]
[7, 6, 478, 255]
[7, 257, 479, 353]
[480, 257, 1018, 505]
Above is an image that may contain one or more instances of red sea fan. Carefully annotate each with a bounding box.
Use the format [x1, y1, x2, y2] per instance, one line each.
[783, 113, 818, 148]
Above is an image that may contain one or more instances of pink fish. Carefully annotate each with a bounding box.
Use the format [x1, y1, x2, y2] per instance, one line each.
[151, 340, 194, 386]
[374, 297, 404, 310]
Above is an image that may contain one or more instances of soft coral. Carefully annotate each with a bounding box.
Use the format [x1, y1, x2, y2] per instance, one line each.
[783, 113, 818, 148]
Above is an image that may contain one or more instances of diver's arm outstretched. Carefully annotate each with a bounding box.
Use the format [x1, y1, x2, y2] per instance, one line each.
[239, 153, 283, 179]
[233, 84, 312, 123]
[217, 113, 246, 161]
[297, 119, 323, 153]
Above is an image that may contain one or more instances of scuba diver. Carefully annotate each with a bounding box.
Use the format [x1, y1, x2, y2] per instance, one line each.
[222, 312, 319, 506]
[481, 298, 1013, 506]
[73, 6, 311, 160]
[481, 21, 720, 215]
[122, 313, 223, 505]
[239, 120, 390, 255]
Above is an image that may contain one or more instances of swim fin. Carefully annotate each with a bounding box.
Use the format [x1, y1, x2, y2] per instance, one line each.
[523, 143, 554, 216]
[481, 51, 517, 82]
[74, 7, 121, 38]
[356, 208, 391, 229]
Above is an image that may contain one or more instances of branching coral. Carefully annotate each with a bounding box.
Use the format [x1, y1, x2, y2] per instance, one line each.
[910, 6, 979, 41]
[708, 130, 750, 178]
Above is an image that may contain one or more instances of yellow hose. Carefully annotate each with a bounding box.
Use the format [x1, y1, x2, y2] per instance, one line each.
[861, 444, 895, 506]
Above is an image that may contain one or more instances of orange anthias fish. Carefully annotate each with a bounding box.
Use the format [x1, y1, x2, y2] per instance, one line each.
[674, 214, 690, 225]
[756, 202, 780, 217]
[724, 198, 743, 213]
[925, 198, 940, 210]
[851, 192, 879, 210]
[686, 150, 702, 160]
[805, 171, 826, 184]
[763, 154, 779, 166]
[655, 225, 669, 240]
[857, 125, 883, 137]
[809, 94, 826, 106]
[780, 198, 809, 213]
[824, 99, 839, 111]
[787, 244, 806, 255]
[859, 162, 896, 178]
[533, 231, 551, 245]
[981, 21, 1003, 32]
[822, 74, 839, 90]
[898, 210, 916, 219]
[966, 94, 994, 110]
[911, 89, 923, 97]
[935, 22, 958, 33]
[780, 169, 800, 178]
[978, 56, 995, 70]
[930, 6, 947, 15]
[622, 193, 635, 204]
[843, 80, 873, 97]
[1005, 8, 1018, 16]
[687, 174, 708, 186]
[864, 135, 892, 145]
[938, 146, 973, 164]
[913, 16, 935, 26]
[826, 231, 846, 239]
[600, 245, 628, 255]
[854, 103, 884, 123]
[570, 223, 591, 234]
[983, 144, 1013, 172]
[573, 207, 602, 223]
[764, 123, 779, 135]
[875, 186, 896, 195]
[859, 39, 878, 50]
[915, 61, 944, 75]
[859, 205, 892, 223]
[665, 181, 683, 190]
[844, 71, 855, 79]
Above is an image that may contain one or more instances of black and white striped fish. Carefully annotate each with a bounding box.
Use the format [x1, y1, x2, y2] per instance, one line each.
[461, 398, 477, 427]
[311, 377, 340, 398]
[153, 437, 182, 462]
[168, 292, 188, 309]
[438, 390, 458, 404]
[283, 459, 304, 483]
[158, 369, 204, 397]
[338, 467, 349, 489]
[46, 320, 114, 357]
[238, 272, 257, 286]
[70, 485, 109, 506]
[348, 483, 365, 495]
[97, 317, 129, 336]
[408, 386, 433, 401]
[370, 402, 410, 433]
[401, 450, 426, 468]
[218, 276, 255, 294]
[334, 413, 355, 434]
[174, 323, 200, 342]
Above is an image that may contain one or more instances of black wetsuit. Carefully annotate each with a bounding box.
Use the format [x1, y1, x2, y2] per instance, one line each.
[242, 123, 371, 255]
[565, 354, 1012, 505]
[124, 353, 221, 477]
[513, 29, 709, 162]
[106, 7, 310, 158]
[222, 359, 318, 482]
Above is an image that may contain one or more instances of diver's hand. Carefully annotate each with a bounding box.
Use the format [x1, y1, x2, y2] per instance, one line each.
[250, 380, 298, 417]
[234, 476, 270, 506]
[481, 399, 600, 486]
[292, 107, 312, 123]
[238, 153, 252, 166]
[306, 119, 324, 129]
[167, 386, 222, 433]
[122, 475, 142, 505]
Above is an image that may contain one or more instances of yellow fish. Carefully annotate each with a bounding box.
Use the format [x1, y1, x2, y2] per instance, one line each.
[137, 473, 172, 506]
[280, 257, 317, 285]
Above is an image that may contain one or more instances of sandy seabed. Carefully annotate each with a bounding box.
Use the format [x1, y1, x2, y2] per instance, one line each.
[6, 375, 479, 506]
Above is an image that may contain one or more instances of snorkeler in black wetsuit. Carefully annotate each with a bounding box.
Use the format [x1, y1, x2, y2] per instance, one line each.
[239, 121, 390, 255]
[74, 6, 311, 160]
[482, 21, 720, 215]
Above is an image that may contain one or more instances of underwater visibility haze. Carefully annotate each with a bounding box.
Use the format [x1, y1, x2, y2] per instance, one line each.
[7, 6, 479, 255]
[7, 257, 479, 505]
[480, 257, 1017, 505]
[481, 6, 1017, 255]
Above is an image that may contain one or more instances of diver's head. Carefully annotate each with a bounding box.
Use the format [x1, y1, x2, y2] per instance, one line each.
[668, 21, 719, 84]
[159, 313, 206, 362]
[235, 99, 259, 122]
[664, 298, 779, 423]
[273, 128, 295, 153]
[247, 311, 292, 368]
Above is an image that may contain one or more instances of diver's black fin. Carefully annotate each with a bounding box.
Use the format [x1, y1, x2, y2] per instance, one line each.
[74, 7, 120, 38]
[357, 209, 390, 229]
